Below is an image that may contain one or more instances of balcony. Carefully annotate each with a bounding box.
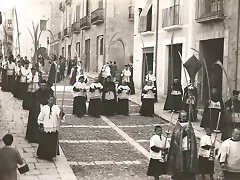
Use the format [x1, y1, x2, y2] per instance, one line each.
[129, 6, 134, 21]
[162, 5, 182, 31]
[59, 2, 64, 11]
[80, 16, 91, 30]
[71, 22, 81, 34]
[195, 0, 224, 23]
[91, 9, 104, 25]
[64, 27, 71, 37]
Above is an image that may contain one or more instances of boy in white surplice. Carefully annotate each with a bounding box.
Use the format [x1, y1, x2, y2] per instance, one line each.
[37, 95, 65, 161]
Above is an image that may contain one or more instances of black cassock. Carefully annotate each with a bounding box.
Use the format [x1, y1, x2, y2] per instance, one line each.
[221, 99, 240, 141]
[12, 75, 21, 99]
[48, 62, 60, 85]
[200, 95, 225, 132]
[25, 88, 54, 143]
[129, 67, 135, 95]
[163, 82, 183, 111]
[1, 69, 8, 91]
[102, 82, 117, 116]
[72, 88, 87, 118]
[88, 86, 103, 118]
[140, 88, 156, 117]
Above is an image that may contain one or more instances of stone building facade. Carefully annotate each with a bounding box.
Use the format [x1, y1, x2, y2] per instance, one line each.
[50, 0, 134, 74]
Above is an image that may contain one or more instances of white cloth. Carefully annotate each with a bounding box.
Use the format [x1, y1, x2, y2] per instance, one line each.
[20, 67, 31, 83]
[102, 65, 111, 78]
[76, 74, 88, 82]
[150, 135, 170, 159]
[27, 72, 40, 92]
[89, 82, 103, 99]
[105, 91, 115, 100]
[7, 62, 15, 75]
[1, 60, 7, 69]
[14, 66, 21, 76]
[117, 85, 130, 99]
[198, 135, 214, 158]
[208, 100, 221, 109]
[72, 82, 87, 97]
[145, 74, 156, 82]
[171, 90, 182, 95]
[142, 85, 156, 99]
[121, 69, 131, 83]
[38, 105, 63, 133]
[219, 138, 240, 173]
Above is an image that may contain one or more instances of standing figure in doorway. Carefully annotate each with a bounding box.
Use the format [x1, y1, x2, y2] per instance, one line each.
[88, 77, 103, 118]
[163, 77, 183, 112]
[200, 87, 225, 132]
[72, 75, 87, 118]
[146, 70, 157, 102]
[120, 65, 131, 86]
[140, 80, 156, 117]
[102, 76, 117, 116]
[111, 61, 117, 82]
[129, 63, 135, 95]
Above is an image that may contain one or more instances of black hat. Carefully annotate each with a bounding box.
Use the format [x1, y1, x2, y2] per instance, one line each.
[233, 90, 239, 96]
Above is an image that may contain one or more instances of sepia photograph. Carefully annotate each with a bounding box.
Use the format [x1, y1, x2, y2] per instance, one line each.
[0, 0, 240, 179]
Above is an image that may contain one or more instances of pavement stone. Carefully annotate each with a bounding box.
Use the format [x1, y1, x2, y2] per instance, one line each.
[0, 90, 78, 180]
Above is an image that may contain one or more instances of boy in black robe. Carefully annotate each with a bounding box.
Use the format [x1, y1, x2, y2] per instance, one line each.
[25, 80, 54, 143]
[102, 76, 117, 116]
[163, 77, 183, 112]
[200, 87, 225, 132]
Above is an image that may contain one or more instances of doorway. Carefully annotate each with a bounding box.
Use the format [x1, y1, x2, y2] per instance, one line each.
[142, 47, 154, 87]
[85, 39, 90, 72]
[62, 47, 65, 57]
[167, 43, 182, 87]
[199, 38, 224, 105]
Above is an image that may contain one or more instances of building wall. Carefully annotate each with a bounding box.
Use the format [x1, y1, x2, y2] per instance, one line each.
[133, 0, 195, 99]
[54, 0, 134, 74]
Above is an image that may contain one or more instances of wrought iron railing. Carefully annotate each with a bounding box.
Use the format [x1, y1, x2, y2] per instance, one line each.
[80, 16, 91, 29]
[195, 0, 223, 20]
[71, 22, 81, 33]
[91, 8, 104, 23]
[162, 5, 182, 28]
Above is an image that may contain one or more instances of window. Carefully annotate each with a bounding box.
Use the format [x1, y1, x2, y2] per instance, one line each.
[76, 5, 80, 22]
[146, 6, 152, 31]
[100, 38, 103, 55]
[76, 42, 80, 57]
[40, 20, 47, 31]
[69, 12, 72, 27]
[7, 19, 12, 29]
[62, 47, 65, 57]
[68, 45, 71, 57]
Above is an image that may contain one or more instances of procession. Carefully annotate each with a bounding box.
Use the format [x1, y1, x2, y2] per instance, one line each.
[2, 0, 240, 179]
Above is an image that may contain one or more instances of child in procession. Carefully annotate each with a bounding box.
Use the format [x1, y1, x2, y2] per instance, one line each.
[140, 80, 156, 117]
[117, 80, 131, 116]
[88, 77, 103, 118]
[37, 95, 65, 161]
[72, 75, 87, 118]
[147, 125, 170, 180]
[198, 127, 216, 180]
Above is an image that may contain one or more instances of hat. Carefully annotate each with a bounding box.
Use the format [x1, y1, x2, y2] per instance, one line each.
[233, 90, 239, 96]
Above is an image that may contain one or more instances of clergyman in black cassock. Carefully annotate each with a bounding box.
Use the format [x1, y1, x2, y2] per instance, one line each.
[163, 77, 183, 112]
[140, 80, 156, 117]
[72, 76, 87, 118]
[221, 90, 240, 141]
[48, 58, 60, 86]
[200, 87, 225, 132]
[1, 57, 8, 91]
[25, 80, 54, 143]
[12, 61, 22, 99]
[88, 77, 103, 118]
[6, 59, 15, 92]
[117, 81, 130, 116]
[102, 76, 117, 116]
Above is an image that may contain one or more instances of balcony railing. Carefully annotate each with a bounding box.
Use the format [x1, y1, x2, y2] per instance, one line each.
[64, 27, 71, 37]
[162, 5, 182, 31]
[80, 16, 91, 30]
[71, 22, 81, 34]
[91, 8, 104, 25]
[195, 0, 224, 23]
[129, 6, 134, 21]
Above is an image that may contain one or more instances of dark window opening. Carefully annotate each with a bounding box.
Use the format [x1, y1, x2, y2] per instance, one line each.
[146, 5, 152, 31]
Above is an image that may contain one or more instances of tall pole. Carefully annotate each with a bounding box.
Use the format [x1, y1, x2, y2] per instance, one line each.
[14, 7, 21, 55]
[235, 0, 240, 90]
[103, 0, 107, 64]
[154, 0, 160, 86]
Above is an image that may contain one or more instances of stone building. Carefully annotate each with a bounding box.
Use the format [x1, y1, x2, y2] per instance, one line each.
[133, 0, 240, 107]
[50, 0, 134, 74]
